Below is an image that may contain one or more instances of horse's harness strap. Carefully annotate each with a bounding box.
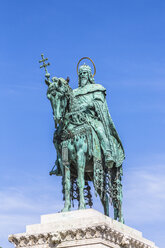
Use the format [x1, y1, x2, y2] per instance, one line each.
[61, 125, 92, 167]
[62, 141, 69, 167]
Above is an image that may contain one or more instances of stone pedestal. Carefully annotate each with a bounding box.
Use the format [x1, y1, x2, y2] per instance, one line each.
[9, 209, 158, 248]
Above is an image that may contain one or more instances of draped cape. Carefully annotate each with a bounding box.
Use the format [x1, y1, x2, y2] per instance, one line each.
[73, 84, 125, 168]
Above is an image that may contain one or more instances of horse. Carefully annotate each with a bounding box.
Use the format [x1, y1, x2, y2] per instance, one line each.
[47, 78, 124, 222]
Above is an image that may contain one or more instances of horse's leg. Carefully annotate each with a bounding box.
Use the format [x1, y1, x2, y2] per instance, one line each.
[61, 164, 71, 212]
[77, 150, 86, 209]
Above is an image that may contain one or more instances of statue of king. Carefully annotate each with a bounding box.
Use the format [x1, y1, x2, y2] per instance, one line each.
[40, 56, 125, 223]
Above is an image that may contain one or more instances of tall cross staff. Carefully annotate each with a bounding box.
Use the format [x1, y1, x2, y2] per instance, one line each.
[39, 54, 51, 86]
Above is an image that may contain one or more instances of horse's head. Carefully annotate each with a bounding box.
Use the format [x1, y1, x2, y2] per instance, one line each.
[47, 77, 71, 127]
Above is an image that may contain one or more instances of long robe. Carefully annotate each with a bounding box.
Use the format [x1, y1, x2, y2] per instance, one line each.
[73, 83, 125, 168]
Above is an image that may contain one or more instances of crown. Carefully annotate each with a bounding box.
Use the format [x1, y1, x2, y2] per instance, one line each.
[79, 63, 92, 73]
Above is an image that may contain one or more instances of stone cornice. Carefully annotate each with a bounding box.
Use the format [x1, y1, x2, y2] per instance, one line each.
[8, 224, 156, 248]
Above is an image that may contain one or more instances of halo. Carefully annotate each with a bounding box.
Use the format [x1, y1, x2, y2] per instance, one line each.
[77, 57, 96, 78]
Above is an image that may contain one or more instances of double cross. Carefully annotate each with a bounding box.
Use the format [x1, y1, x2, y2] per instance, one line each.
[39, 54, 70, 86]
[39, 54, 50, 76]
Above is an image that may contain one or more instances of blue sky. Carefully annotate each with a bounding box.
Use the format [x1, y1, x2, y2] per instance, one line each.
[0, 0, 165, 247]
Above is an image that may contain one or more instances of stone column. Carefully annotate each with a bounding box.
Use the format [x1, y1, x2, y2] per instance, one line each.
[9, 209, 158, 248]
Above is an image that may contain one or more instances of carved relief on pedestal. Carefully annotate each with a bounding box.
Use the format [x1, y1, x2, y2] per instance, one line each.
[9, 224, 154, 248]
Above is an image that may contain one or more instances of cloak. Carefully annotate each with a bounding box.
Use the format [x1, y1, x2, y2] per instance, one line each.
[73, 84, 125, 168]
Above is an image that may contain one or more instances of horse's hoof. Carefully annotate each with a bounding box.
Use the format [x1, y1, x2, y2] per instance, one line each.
[120, 218, 125, 224]
[78, 204, 86, 210]
[118, 216, 124, 224]
[61, 206, 71, 212]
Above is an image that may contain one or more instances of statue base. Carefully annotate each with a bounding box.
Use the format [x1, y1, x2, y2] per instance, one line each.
[9, 209, 158, 248]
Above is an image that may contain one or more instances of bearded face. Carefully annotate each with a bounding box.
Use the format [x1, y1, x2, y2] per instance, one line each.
[79, 68, 89, 87]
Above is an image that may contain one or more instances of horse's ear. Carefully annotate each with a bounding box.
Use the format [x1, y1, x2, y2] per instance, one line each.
[66, 77, 70, 84]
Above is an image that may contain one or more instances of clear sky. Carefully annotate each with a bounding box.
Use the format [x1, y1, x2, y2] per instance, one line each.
[0, 0, 165, 247]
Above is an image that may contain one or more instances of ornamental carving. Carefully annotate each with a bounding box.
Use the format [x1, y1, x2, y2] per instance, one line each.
[9, 224, 155, 248]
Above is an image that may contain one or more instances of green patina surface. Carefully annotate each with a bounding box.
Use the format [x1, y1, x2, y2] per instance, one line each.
[39, 55, 125, 223]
